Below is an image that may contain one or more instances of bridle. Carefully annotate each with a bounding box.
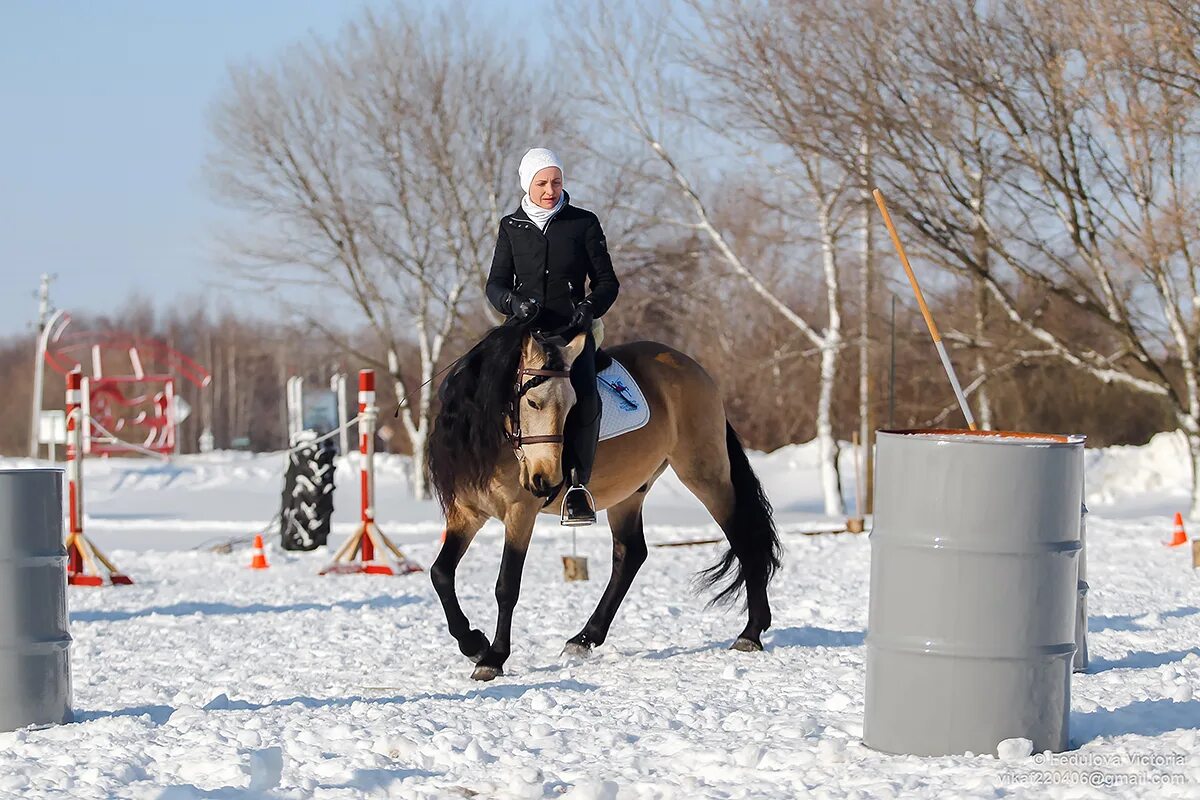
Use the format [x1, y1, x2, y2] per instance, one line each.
[507, 346, 572, 462]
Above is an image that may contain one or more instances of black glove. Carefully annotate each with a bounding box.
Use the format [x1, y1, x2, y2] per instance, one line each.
[511, 294, 540, 321]
[570, 300, 594, 332]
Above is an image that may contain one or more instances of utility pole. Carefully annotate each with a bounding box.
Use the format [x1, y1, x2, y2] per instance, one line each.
[29, 275, 54, 458]
[859, 135, 875, 514]
[30, 277, 69, 459]
[36, 274, 51, 329]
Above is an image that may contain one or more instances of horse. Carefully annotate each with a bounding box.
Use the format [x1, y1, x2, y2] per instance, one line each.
[427, 321, 782, 681]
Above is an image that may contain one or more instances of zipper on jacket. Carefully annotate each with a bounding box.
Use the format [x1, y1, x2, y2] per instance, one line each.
[542, 214, 556, 302]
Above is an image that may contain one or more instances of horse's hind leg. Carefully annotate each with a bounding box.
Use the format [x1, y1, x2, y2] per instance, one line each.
[670, 433, 774, 652]
[430, 504, 489, 662]
[564, 491, 649, 655]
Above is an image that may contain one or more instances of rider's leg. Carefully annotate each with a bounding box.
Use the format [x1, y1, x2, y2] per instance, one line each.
[563, 333, 599, 524]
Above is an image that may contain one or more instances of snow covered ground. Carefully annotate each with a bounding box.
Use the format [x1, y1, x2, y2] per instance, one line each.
[1, 432, 1199, 798]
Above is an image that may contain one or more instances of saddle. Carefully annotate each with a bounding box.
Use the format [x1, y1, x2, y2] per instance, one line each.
[595, 354, 649, 442]
[533, 320, 649, 441]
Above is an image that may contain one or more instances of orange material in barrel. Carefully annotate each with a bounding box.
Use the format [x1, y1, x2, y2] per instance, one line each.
[879, 428, 1074, 444]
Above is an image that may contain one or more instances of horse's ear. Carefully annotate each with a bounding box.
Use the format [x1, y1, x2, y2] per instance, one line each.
[561, 332, 588, 366]
[522, 333, 543, 366]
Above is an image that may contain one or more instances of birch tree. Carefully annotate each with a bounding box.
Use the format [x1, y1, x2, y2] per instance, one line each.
[813, 0, 1200, 513]
[561, 2, 849, 515]
[908, 0, 1200, 514]
[208, 9, 562, 498]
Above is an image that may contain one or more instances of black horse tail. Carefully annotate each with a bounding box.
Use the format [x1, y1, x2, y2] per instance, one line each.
[698, 423, 782, 607]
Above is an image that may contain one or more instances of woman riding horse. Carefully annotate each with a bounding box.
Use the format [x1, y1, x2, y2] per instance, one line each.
[427, 147, 780, 682]
[484, 147, 619, 526]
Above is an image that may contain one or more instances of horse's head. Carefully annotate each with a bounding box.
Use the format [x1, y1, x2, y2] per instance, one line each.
[511, 331, 588, 497]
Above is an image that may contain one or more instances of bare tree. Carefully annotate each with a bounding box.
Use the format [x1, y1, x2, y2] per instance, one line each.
[208, 7, 565, 497]
[793, 0, 1200, 512]
[561, 2, 851, 515]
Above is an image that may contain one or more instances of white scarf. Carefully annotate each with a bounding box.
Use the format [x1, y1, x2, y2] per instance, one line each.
[521, 192, 565, 232]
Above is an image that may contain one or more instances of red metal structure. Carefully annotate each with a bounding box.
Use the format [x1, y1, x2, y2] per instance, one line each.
[65, 368, 132, 586]
[45, 332, 211, 456]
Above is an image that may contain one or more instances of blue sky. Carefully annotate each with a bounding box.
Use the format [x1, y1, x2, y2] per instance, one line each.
[0, 1, 540, 337]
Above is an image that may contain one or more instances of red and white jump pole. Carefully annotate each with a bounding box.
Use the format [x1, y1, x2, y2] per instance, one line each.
[321, 369, 420, 575]
[65, 368, 85, 578]
[65, 367, 132, 586]
[359, 369, 377, 562]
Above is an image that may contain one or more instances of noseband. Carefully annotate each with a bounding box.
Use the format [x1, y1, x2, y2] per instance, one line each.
[507, 351, 572, 461]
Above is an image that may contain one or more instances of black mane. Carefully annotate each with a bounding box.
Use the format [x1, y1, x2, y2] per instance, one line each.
[428, 320, 562, 512]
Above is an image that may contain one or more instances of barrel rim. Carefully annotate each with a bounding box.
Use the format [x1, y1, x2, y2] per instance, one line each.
[0, 637, 73, 652]
[0, 468, 66, 475]
[870, 536, 1082, 554]
[865, 634, 1078, 660]
[877, 428, 1085, 446]
[0, 554, 69, 565]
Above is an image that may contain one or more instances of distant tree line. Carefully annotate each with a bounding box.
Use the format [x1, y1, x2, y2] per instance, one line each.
[0, 279, 1170, 462]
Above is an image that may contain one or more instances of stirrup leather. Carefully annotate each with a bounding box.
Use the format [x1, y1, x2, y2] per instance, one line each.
[560, 484, 596, 526]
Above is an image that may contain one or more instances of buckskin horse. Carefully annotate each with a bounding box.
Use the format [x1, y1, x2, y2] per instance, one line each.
[427, 321, 781, 681]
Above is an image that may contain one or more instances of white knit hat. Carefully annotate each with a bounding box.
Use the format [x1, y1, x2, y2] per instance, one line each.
[518, 148, 564, 195]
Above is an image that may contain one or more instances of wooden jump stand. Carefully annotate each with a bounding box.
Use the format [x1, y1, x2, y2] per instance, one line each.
[320, 370, 421, 576]
[65, 367, 132, 586]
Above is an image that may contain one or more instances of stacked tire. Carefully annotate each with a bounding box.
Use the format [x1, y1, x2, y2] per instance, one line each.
[280, 434, 337, 551]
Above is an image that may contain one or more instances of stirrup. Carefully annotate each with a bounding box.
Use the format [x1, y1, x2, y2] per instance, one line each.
[560, 484, 596, 527]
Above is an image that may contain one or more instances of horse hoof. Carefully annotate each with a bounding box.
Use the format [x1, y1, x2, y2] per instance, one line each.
[730, 636, 764, 652]
[561, 642, 592, 659]
[471, 664, 504, 682]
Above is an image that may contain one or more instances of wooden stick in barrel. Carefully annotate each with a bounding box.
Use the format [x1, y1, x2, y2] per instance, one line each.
[872, 188, 977, 431]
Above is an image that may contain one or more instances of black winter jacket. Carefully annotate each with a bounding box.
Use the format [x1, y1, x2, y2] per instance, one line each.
[485, 193, 620, 331]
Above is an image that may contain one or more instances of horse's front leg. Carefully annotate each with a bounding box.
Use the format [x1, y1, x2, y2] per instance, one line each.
[564, 493, 648, 655]
[472, 501, 539, 681]
[430, 505, 489, 662]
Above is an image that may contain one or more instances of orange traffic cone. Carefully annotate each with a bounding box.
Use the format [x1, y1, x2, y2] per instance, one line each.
[250, 534, 270, 569]
[1168, 513, 1188, 547]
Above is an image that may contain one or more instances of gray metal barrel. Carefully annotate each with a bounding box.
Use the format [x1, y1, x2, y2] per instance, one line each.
[0, 469, 73, 731]
[1074, 501, 1089, 673]
[864, 430, 1084, 757]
